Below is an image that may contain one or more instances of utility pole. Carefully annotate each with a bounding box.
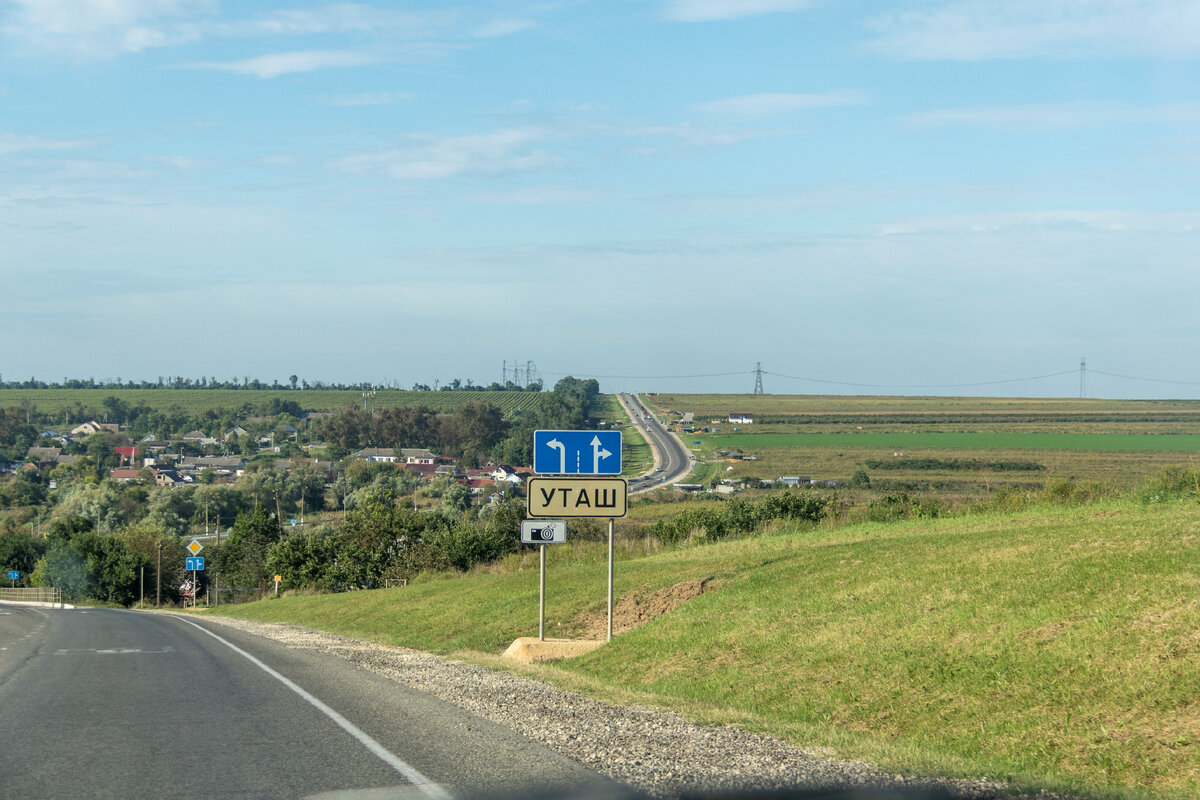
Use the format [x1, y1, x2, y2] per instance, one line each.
[1080, 356, 1087, 398]
[155, 541, 161, 607]
[753, 362, 765, 395]
[215, 523, 221, 607]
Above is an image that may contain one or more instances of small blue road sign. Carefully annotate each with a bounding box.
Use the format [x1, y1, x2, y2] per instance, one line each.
[7, 570, 18, 580]
[533, 430, 622, 475]
[186, 557, 205, 571]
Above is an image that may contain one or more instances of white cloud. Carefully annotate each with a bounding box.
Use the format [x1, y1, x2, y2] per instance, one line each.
[466, 185, 608, 205]
[1, 0, 210, 56]
[330, 127, 564, 179]
[663, 0, 812, 22]
[696, 90, 869, 117]
[1, 2, 465, 59]
[324, 91, 418, 107]
[875, 209, 1200, 236]
[904, 101, 1200, 130]
[626, 123, 771, 148]
[143, 154, 200, 169]
[181, 49, 382, 78]
[470, 18, 535, 38]
[864, 0, 1200, 60]
[0, 132, 89, 155]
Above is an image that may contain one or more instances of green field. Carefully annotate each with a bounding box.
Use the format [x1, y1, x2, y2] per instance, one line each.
[639, 394, 1200, 499]
[205, 497, 1200, 799]
[704, 432, 1200, 452]
[0, 388, 549, 417]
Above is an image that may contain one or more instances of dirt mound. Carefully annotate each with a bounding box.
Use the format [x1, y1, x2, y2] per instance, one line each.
[576, 577, 715, 639]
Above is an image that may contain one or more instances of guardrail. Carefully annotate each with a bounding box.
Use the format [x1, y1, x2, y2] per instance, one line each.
[0, 587, 64, 605]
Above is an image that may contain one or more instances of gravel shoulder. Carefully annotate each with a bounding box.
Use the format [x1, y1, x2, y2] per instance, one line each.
[198, 615, 1080, 800]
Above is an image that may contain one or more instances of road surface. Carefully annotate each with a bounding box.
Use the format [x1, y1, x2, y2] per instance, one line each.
[616, 393, 694, 493]
[0, 605, 619, 799]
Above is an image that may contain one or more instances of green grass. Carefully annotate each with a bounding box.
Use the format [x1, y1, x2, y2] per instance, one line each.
[0, 388, 549, 417]
[204, 499, 1200, 799]
[703, 432, 1200, 452]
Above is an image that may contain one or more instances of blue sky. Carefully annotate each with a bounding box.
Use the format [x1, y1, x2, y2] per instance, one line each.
[3, 1, 1199, 398]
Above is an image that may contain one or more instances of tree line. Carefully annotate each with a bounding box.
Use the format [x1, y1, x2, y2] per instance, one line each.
[0, 375, 544, 392]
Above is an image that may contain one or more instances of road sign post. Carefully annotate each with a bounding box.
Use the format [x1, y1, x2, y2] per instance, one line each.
[528, 427, 629, 642]
[8, 570, 17, 587]
[522, 521, 567, 641]
[185, 556, 205, 608]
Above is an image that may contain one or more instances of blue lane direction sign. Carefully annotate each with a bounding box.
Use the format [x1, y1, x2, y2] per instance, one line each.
[186, 556, 205, 571]
[534, 430, 622, 475]
[7, 570, 18, 580]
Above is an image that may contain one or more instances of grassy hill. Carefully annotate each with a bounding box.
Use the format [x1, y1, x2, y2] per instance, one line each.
[205, 498, 1200, 799]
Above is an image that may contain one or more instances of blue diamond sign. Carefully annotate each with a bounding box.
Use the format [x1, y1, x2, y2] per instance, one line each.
[533, 430, 622, 475]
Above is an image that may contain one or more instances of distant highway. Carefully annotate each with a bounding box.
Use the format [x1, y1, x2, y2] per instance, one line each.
[616, 393, 694, 493]
[0, 606, 616, 799]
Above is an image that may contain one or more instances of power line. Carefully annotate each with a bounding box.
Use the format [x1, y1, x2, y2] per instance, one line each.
[540, 370, 752, 380]
[1090, 369, 1200, 387]
[538, 364, 1200, 392]
[762, 369, 1079, 390]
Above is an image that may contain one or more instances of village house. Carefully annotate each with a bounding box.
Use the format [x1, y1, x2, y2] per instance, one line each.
[352, 447, 397, 462]
[70, 421, 120, 438]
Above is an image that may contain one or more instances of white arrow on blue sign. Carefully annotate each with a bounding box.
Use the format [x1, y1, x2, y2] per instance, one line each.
[186, 557, 205, 571]
[533, 430, 622, 475]
[7, 571, 18, 580]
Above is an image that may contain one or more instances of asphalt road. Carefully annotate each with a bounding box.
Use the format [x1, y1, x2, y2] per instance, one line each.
[616, 393, 693, 493]
[0, 605, 620, 800]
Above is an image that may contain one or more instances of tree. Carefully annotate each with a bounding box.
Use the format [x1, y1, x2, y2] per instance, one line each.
[441, 481, 472, 514]
[285, 462, 328, 513]
[374, 405, 437, 448]
[116, 521, 186, 605]
[0, 530, 46, 583]
[319, 404, 372, 452]
[51, 481, 129, 533]
[0, 406, 37, 461]
[31, 517, 139, 605]
[191, 484, 246, 533]
[83, 430, 129, 481]
[0, 469, 47, 508]
[439, 400, 506, 459]
[144, 486, 197, 535]
[333, 488, 449, 588]
[848, 467, 871, 489]
[214, 505, 282, 598]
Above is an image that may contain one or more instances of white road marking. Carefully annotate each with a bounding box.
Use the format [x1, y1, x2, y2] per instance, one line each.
[173, 616, 453, 800]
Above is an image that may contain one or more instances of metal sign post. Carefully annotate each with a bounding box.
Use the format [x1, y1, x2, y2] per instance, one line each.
[539, 545, 546, 641]
[607, 520, 614, 642]
[528, 428, 629, 646]
[185, 556, 205, 608]
[522, 520, 566, 641]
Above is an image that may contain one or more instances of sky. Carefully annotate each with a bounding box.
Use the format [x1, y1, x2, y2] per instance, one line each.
[2, 0, 1200, 399]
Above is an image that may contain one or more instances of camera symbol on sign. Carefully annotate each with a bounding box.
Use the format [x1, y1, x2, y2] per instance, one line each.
[522, 520, 565, 544]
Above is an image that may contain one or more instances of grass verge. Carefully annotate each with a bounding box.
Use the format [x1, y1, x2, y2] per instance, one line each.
[204, 499, 1200, 799]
